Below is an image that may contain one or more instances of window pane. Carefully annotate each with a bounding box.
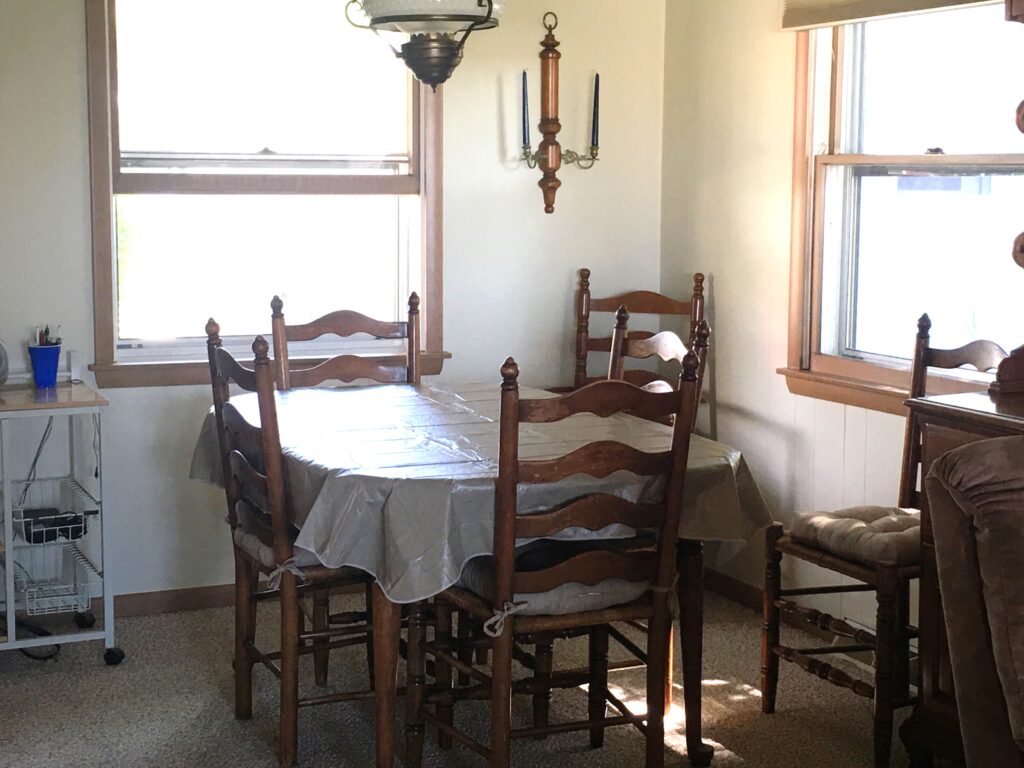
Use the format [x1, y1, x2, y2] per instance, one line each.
[115, 195, 414, 342]
[115, 0, 411, 160]
[853, 5, 1024, 155]
[820, 166, 1024, 359]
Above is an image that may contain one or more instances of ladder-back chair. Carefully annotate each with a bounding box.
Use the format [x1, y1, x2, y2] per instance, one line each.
[205, 328, 375, 768]
[406, 355, 702, 768]
[762, 313, 1008, 768]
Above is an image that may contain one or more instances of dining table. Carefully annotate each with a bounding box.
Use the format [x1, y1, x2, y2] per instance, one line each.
[191, 379, 771, 766]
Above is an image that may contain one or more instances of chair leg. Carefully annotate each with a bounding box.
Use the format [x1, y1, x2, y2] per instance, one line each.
[761, 523, 784, 715]
[874, 565, 898, 768]
[279, 572, 301, 768]
[457, 610, 473, 686]
[405, 601, 427, 768]
[365, 583, 375, 690]
[678, 539, 714, 767]
[894, 577, 911, 704]
[588, 626, 609, 748]
[434, 600, 454, 750]
[645, 606, 671, 768]
[532, 637, 554, 740]
[665, 625, 675, 712]
[312, 590, 330, 687]
[233, 552, 257, 721]
[490, 624, 514, 768]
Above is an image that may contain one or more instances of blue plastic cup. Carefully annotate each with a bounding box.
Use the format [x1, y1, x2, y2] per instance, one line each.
[27, 344, 60, 389]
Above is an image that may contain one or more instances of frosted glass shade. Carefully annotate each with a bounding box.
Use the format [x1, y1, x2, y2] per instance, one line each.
[360, 0, 502, 34]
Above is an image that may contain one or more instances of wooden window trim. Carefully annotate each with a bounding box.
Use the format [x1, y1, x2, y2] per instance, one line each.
[84, 0, 444, 388]
[780, 28, 1015, 416]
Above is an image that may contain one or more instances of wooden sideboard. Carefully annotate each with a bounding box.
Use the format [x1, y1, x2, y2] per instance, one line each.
[899, 390, 1024, 765]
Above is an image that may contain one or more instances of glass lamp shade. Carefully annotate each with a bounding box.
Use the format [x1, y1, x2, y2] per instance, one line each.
[360, 0, 503, 34]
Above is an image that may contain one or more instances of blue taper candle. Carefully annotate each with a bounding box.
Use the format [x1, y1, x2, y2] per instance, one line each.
[522, 70, 530, 148]
[591, 72, 600, 148]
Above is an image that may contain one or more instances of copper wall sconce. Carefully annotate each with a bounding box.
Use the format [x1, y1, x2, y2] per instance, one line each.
[520, 13, 600, 214]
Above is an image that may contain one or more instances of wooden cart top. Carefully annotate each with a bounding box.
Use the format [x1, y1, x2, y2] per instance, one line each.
[0, 382, 108, 414]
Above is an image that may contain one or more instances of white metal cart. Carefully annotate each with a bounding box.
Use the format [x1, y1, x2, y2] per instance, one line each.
[0, 383, 122, 664]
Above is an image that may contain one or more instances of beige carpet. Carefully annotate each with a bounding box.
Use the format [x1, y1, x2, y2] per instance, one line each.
[0, 593, 930, 768]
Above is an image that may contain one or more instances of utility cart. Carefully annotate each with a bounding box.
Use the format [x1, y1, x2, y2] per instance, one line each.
[0, 382, 122, 664]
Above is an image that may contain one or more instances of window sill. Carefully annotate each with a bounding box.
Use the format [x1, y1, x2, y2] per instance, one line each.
[90, 351, 451, 389]
[779, 365, 990, 416]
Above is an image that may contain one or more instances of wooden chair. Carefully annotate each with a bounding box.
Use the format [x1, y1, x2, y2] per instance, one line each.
[205, 327, 375, 768]
[761, 313, 1008, 768]
[269, 292, 420, 390]
[573, 267, 706, 382]
[405, 355, 702, 768]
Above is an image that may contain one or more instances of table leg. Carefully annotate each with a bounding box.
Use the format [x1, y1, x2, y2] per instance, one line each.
[677, 539, 714, 767]
[372, 584, 401, 768]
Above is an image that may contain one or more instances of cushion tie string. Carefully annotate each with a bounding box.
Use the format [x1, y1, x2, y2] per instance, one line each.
[651, 573, 680, 618]
[267, 558, 305, 590]
[483, 601, 527, 638]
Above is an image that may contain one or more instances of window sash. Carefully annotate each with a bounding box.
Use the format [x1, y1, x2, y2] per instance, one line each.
[85, 0, 444, 386]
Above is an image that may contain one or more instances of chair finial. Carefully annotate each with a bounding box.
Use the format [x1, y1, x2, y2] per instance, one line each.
[253, 335, 270, 360]
[917, 313, 932, 338]
[579, 268, 590, 290]
[408, 292, 421, 313]
[693, 272, 705, 295]
[205, 318, 220, 338]
[614, 304, 629, 330]
[682, 351, 700, 382]
[695, 319, 711, 349]
[271, 295, 284, 318]
[501, 357, 520, 389]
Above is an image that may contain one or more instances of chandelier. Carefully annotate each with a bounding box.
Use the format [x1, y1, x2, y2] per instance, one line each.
[346, 0, 503, 90]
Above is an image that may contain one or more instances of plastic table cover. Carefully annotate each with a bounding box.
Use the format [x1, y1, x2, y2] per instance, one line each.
[190, 381, 770, 603]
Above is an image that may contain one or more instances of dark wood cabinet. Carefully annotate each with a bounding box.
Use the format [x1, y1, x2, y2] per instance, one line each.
[900, 391, 1024, 765]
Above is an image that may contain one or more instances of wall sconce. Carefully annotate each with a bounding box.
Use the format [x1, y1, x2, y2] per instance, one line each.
[520, 13, 600, 214]
[346, 0, 503, 90]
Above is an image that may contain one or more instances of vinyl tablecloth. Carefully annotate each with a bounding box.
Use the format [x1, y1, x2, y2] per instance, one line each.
[190, 381, 771, 603]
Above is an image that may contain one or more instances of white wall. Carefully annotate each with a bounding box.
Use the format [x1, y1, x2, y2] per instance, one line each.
[660, 0, 907, 625]
[0, 0, 666, 596]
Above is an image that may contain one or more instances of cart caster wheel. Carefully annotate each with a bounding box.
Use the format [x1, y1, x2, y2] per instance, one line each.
[104, 647, 125, 666]
[73, 611, 96, 629]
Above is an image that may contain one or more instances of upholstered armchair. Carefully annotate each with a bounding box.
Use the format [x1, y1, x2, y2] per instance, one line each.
[926, 436, 1024, 768]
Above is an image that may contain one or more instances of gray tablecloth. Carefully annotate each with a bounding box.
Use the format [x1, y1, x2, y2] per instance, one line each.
[190, 381, 770, 603]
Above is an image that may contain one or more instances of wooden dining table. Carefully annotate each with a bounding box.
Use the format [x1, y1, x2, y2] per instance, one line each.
[191, 380, 771, 766]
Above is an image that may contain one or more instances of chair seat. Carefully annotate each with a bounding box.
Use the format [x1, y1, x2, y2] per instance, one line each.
[233, 500, 321, 571]
[789, 506, 921, 567]
[458, 539, 648, 617]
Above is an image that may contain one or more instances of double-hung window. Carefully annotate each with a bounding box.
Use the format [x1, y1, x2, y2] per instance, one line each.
[85, 0, 443, 388]
[781, 0, 1024, 413]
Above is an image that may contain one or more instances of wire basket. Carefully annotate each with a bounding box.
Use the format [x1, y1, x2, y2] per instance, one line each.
[13, 543, 98, 616]
[11, 477, 98, 546]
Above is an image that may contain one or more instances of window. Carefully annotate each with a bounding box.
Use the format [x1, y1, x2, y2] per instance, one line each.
[782, 2, 1024, 413]
[85, 0, 443, 387]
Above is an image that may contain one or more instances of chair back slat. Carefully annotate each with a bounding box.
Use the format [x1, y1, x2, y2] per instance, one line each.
[288, 355, 408, 388]
[925, 339, 1007, 374]
[518, 441, 673, 485]
[898, 313, 1010, 509]
[228, 449, 270, 512]
[285, 310, 407, 343]
[214, 346, 257, 392]
[519, 380, 680, 423]
[586, 329, 654, 353]
[514, 549, 659, 595]
[514, 494, 663, 538]
[590, 290, 691, 316]
[271, 293, 421, 390]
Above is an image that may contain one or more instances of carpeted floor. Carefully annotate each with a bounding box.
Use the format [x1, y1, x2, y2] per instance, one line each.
[0, 593, 930, 768]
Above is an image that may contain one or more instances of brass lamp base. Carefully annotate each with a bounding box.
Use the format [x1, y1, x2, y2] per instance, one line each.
[401, 34, 463, 91]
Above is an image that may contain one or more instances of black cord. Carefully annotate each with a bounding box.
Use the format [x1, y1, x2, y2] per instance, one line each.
[18, 416, 54, 507]
[0, 613, 61, 661]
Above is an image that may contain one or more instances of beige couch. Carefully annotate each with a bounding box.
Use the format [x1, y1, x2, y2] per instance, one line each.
[926, 436, 1024, 768]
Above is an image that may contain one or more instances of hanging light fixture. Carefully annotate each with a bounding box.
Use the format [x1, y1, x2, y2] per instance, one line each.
[346, 0, 503, 90]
